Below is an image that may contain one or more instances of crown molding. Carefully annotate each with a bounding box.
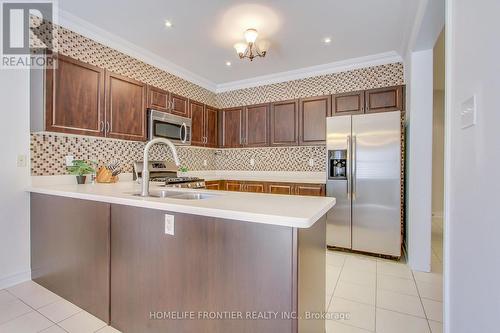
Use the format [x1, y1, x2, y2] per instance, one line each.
[57, 9, 217, 92]
[215, 51, 403, 93]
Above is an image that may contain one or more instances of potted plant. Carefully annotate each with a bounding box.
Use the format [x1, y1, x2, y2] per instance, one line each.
[178, 166, 189, 177]
[67, 160, 96, 184]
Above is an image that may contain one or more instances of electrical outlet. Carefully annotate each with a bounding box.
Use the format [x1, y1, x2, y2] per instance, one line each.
[308, 158, 314, 167]
[17, 154, 27, 167]
[250, 158, 255, 166]
[65, 155, 74, 167]
[165, 214, 175, 235]
[203, 159, 208, 167]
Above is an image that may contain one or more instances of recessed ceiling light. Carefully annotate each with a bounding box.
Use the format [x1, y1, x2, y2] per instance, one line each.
[165, 20, 173, 28]
[323, 37, 332, 44]
[225, 61, 232, 67]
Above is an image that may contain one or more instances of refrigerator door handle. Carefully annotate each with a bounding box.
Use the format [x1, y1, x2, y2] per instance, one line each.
[352, 135, 357, 200]
[347, 135, 351, 197]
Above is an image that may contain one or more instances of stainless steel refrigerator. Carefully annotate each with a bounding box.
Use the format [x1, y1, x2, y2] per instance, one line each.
[326, 111, 401, 257]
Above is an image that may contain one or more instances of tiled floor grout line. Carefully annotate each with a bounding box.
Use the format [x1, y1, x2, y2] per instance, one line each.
[412, 268, 434, 332]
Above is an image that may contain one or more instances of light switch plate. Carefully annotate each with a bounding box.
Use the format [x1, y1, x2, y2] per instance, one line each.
[461, 95, 477, 129]
[165, 214, 175, 235]
[65, 155, 74, 166]
[17, 154, 27, 167]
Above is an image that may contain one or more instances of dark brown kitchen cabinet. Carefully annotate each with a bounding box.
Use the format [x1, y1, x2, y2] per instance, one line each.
[146, 85, 169, 112]
[190, 101, 205, 146]
[31, 194, 110, 323]
[170, 93, 189, 117]
[270, 99, 299, 146]
[332, 91, 365, 116]
[365, 85, 404, 113]
[244, 103, 269, 147]
[220, 107, 243, 148]
[45, 54, 105, 136]
[243, 182, 266, 193]
[205, 106, 219, 147]
[299, 95, 331, 145]
[106, 72, 147, 141]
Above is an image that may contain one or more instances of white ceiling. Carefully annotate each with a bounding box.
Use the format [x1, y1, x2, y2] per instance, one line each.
[58, 0, 420, 90]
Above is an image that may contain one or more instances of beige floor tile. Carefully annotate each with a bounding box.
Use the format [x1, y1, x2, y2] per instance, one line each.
[326, 266, 341, 295]
[7, 281, 61, 309]
[428, 320, 443, 333]
[343, 256, 377, 273]
[377, 261, 412, 279]
[329, 297, 375, 331]
[377, 289, 425, 318]
[327, 251, 346, 267]
[38, 298, 83, 323]
[40, 325, 68, 333]
[377, 274, 418, 296]
[339, 267, 376, 288]
[376, 308, 430, 333]
[416, 279, 443, 302]
[326, 320, 373, 333]
[59, 311, 107, 333]
[422, 299, 443, 322]
[0, 311, 53, 333]
[326, 293, 333, 311]
[0, 293, 33, 324]
[334, 280, 375, 305]
[96, 326, 122, 333]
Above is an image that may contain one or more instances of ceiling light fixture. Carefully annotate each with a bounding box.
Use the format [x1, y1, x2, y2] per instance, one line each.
[165, 20, 173, 28]
[225, 61, 232, 66]
[323, 37, 332, 44]
[233, 28, 268, 62]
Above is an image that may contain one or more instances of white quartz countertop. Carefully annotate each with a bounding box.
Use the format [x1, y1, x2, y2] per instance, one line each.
[27, 181, 335, 228]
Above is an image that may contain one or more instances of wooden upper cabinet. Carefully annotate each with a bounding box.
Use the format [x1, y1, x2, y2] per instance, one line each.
[170, 93, 189, 117]
[332, 91, 365, 116]
[190, 101, 205, 146]
[365, 86, 404, 113]
[270, 99, 299, 146]
[244, 103, 269, 147]
[146, 86, 169, 112]
[299, 95, 331, 145]
[106, 72, 147, 141]
[205, 106, 218, 148]
[46, 54, 105, 136]
[295, 184, 325, 197]
[221, 107, 243, 148]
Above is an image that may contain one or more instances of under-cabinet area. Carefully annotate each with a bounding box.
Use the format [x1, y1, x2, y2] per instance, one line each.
[30, 193, 329, 333]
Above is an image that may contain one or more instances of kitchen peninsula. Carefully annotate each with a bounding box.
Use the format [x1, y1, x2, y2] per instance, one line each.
[28, 181, 335, 333]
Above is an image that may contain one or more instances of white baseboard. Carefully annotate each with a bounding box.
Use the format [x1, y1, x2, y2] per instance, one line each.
[0, 270, 31, 289]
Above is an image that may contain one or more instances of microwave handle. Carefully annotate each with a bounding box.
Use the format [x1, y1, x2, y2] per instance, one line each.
[180, 123, 187, 143]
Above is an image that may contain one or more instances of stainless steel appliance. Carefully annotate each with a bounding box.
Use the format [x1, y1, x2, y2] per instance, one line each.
[326, 111, 401, 257]
[148, 109, 191, 145]
[133, 160, 205, 189]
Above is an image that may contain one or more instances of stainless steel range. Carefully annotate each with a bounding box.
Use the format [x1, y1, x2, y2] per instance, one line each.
[133, 160, 205, 189]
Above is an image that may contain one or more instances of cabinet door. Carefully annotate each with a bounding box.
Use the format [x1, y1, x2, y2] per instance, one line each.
[46, 54, 105, 136]
[221, 108, 243, 148]
[299, 95, 331, 145]
[243, 182, 266, 193]
[190, 101, 205, 146]
[295, 184, 325, 196]
[205, 180, 221, 190]
[205, 106, 219, 148]
[170, 93, 189, 117]
[245, 104, 269, 147]
[332, 91, 365, 116]
[31, 194, 110, 323]
[225, 181, 242, 191]
[106, 72, 147, 141]
[365, 86, 404, 113]
[270, 100, 299, 146]
[268, 183, 294, 195]
[146, 85, 169, 112]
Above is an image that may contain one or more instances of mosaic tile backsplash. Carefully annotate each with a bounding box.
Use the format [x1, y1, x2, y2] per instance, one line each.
[31, 133, 326, 176]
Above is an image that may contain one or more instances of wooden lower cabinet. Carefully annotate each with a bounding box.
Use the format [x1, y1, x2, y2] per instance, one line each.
[224, 180, 243, 191]
[30, 194, 110, 323]
[243, 182, 266, 193]
[268, 183, 295, 195]
[295, 184, 325, 196]
[204, 180, 222, 190]
[206, 180, 325, 196]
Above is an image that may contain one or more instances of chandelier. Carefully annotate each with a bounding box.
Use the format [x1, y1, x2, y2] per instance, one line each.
[233, 29, 269, 61]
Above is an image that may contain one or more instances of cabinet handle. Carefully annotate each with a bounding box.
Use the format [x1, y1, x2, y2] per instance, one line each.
[105, 121, 110, 134]
[100, 121, 105, 133]
[172, 99, 176, 109]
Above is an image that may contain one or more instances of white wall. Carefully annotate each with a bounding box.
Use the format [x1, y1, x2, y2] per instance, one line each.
[406, 49, 433, 272]
[445, 0, 500, 332]
[0, 69, 31, 288]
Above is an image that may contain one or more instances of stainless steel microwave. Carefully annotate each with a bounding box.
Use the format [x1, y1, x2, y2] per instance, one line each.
[148, 109, 191, 145]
